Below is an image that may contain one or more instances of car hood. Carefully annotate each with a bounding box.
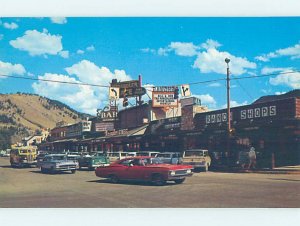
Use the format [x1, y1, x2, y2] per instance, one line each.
[146, 164, 193, 170]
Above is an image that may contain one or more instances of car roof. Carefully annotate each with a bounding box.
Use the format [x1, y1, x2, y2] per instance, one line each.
[184, 149, 208, 152]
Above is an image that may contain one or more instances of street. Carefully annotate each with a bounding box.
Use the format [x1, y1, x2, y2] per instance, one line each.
[0, 157, 299, 208]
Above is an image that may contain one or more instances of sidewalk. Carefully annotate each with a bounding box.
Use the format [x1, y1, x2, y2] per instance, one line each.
[211, 165, 300, 175]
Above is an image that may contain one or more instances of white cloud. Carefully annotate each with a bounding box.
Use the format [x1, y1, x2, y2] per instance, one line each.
[275, 91, 286, 95]
[0, 61, 26, 78]
[32, 60, 132, 114]
[201, 39, 221, 50]
[3, 22, 18, 30]
[146, 39, 256, 75]
[208, 82, 222, 87]
[10, 29, 63, 56]
[27, 72, 35, 77]
[59, 50, 69, 59]
[86, 45, 95, 51]
[169, 42, 199, 57]
[193, 48, 256, 75]
[50, 17, 67, 24]
[193, 94, 217, 108]
[77, 49, 84, 54]
[221, 100, 248, 108]
[157, 47, 170, 56]
[269, 71, 300, 89]
[261, 67, 293, 75]
[256, 42, 300, 61]
[141, 48, 156, 54]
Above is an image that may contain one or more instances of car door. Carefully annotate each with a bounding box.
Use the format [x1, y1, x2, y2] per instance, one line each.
[126, 158, 146, 180]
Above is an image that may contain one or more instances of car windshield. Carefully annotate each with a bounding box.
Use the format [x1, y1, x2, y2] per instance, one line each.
[157, 153, 171, 158]
[52, 155, 67, 160]
[184, 151, 204, 157]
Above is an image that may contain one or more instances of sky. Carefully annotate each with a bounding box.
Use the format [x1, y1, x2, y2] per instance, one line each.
[0, 17, 300, 115]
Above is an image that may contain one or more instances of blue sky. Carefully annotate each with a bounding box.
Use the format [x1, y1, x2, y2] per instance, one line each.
[0, 17, 300, 115]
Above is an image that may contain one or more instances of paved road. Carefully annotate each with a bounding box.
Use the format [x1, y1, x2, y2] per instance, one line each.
[0, 157, 299, 208]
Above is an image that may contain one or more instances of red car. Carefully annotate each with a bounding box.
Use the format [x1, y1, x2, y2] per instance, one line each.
[95, 156, 193, 185]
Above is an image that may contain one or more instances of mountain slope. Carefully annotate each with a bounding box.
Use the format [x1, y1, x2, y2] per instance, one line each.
[0, 93, 91, 148]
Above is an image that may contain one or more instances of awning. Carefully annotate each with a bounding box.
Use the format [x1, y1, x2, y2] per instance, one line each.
[52, 138, 78, 143]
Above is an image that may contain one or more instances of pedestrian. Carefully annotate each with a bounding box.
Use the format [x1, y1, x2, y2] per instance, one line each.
[248, 146, 256, 169]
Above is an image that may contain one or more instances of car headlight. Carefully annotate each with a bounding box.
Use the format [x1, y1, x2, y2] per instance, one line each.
[186, 169, 192, 174]
[170, 171, 176, 176]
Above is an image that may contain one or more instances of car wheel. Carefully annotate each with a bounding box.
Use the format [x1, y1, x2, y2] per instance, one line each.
[152, 174, 166, 186]
[174, 178, 186, 184]
[204, 163, 209, 172]
[109, 174, 119, 183]
[50, 167, 55, 174]
[41, 167, 46, 174]
[71, 169, 76, 174]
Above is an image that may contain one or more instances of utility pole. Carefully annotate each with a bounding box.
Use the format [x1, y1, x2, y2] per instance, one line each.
[225, 58, 231, 165]
[225, 58, 231, 134]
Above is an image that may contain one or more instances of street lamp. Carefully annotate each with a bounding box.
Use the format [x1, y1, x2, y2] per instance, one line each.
[225, 58, 231, 135]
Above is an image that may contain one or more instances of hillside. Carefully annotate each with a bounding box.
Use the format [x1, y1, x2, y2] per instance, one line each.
[0, 93, 91, 149]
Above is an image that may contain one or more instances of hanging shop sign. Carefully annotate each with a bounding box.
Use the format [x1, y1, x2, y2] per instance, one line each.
[152, 86, 178, 108]
[180, 84, 191, 97]
[109, 87, 120, 100]
[96, 105, 118, 122]
[82, 121, 92, 132]
[111, 80, 146, 98]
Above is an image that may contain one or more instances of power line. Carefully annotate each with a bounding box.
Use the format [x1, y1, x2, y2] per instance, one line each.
[1, 70, 299, 89]
[0, 74, 110, 88]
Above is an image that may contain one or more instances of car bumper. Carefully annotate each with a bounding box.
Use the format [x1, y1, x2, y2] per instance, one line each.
[54, 165, 77, 171]
[167, 173, 193, 180]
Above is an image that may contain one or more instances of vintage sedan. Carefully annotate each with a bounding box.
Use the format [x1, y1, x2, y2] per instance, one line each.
[78, 152, 110, 170]
[37, 154, 79, 174]
[95, 156, 193, 185]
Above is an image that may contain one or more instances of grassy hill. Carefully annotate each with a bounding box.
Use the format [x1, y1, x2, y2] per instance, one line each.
[0, 93, 91, 149]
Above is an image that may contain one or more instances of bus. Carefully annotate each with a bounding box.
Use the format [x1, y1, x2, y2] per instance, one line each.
[10, 146, 37, 168]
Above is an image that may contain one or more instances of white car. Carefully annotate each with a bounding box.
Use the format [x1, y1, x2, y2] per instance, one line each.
[37, 154, 79, 174]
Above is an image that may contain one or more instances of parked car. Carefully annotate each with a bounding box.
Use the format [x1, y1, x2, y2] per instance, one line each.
[182, 149, 211, 172]
[156, 152, 182, 164]
[36, 152, 49, 165]
[106, 152, 136, 163]
[10, 146, 37, 168]
[136, 151, 160, 157]
[95, 156, 193, 185]
[78, 152, 110, 170]
[37, 154, 79, 174]
[0, 149, 10, 157]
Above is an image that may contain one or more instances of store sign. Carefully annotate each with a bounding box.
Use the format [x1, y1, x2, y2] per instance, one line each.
[205, 105, 277, 125]
[152, 86, 178, 108]
[82, 121, 92, 132]
[95, 122, 114, 132]
[152, 92, 178, 107]
[111, 80, 146, 98]
[107, 129, 128, 136]
[96, 105, 118, 121]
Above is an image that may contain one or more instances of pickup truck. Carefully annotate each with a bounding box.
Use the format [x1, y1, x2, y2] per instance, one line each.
[182, 149, 211, 172]
[156, 152, 182, 164]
